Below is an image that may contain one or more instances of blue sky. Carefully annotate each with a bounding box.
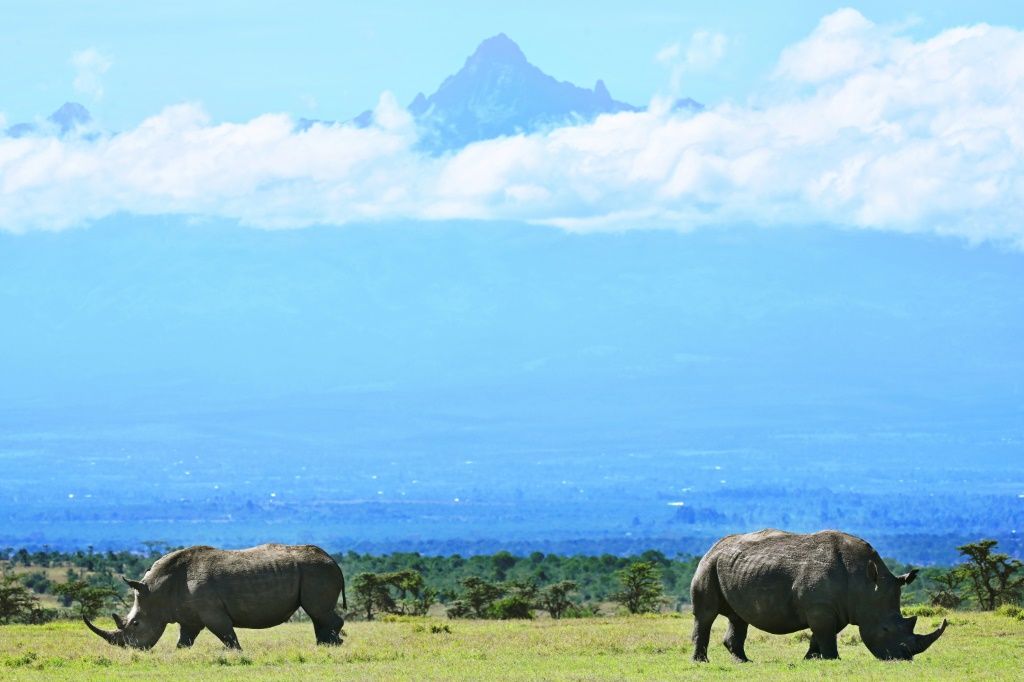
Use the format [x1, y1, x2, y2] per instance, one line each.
[2, 1, 1021, 127]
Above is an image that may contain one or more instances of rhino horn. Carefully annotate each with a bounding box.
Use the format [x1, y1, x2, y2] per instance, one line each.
[83, 615, 122, 646]
[911, 618, 948, 655]
[112, 612, 126, 630]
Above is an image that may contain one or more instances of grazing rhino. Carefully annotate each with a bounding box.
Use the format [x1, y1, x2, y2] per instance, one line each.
[690, 529, 947, 662]
[84, 543, 347, 650]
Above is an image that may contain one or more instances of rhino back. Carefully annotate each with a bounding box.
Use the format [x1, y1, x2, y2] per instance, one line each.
[701, 530, 868, 633]
[161, 544, 341, 629]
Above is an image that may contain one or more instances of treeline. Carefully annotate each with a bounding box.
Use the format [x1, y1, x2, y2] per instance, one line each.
[339, 549, 701, 606]
[1, 540, 1021, 626]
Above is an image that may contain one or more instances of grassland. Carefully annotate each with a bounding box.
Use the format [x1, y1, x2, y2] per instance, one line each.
[1, 611, 1022, 680]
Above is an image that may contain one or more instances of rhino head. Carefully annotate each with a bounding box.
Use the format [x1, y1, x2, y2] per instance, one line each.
[858, 563, 948, 660]
[84, 577, 166, 650]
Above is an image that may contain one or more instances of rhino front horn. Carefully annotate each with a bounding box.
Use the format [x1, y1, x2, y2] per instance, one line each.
[912, 618, 948, 654]
[83, 615, 122, 646]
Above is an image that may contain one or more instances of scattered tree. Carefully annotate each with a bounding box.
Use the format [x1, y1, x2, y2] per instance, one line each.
[492, 551, 517, 580]
[0, 575, 40, 624]
[388, 569, 437, 616]
[611, 562, 665, 614]
[21, 571, 52, 595]
[955, 540, 1024, 610]
[447, 576, 505, 618]
[539, 580, 578, 619]
[928, 570, 964, 609]
[488, 580, 537, 619]
[351, 569, 436, 619]
[53, 580, 120, 619]
[351, 573, 395, 620]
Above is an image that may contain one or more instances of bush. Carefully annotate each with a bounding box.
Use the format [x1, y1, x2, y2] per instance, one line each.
[563, 603, 602, 618]
[487, 595, 534, 620]
[995, 604, 1024, 621]
[21, 572, 52, 595]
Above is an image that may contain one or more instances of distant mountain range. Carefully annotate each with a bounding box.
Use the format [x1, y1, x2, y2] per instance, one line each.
[6, 34, 700, 150]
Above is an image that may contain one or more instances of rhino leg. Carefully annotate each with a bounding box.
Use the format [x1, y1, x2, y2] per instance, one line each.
[311, 613, 344, 646]
[723, 617, 751, 662]
[690, 568, 721, 662]
[806, 614, 839, 660]
[300, 583, 345, 646]
[177, 622, 204, 648]
[690, 582, 718, 662]
[203, 611, 242, 650]
[804, 635, 821, 659]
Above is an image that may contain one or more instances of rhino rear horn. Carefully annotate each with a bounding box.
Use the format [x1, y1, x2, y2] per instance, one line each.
[112, 613, 126, 630]
[911, 618, 948, 655]
[84, 616, 121, 646]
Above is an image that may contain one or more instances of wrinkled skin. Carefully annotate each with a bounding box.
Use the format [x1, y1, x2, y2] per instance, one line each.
[84, 543, 347, 650]
[690, 529, 947, 663]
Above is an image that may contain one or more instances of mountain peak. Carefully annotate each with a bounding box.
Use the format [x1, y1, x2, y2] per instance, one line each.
[48, 102, 92, 133]
[4, 101, 92, 138]
[467, 33, 527, 66]
[349, 33, 699, 153]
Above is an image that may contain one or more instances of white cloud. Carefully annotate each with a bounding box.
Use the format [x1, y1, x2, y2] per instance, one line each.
[2, 11, 1023, 247]
[658, 30, 728, 94]
[71, 48, 113, 101]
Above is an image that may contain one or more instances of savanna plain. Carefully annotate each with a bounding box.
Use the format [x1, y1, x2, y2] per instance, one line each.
[2, 611, 1022, 681]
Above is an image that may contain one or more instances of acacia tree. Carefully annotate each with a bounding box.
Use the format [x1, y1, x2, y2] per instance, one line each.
[611, 562, 665, 614]
[928, 570, 964, 608]
[53, 580, 121, 619]
[351, 569, 435, 619]
[446, 576, 505, 618]
[389, 569, 437, 616]
[489, 579, 538, 619]
[955, 540, 1024, 610]
[539, 580, 578, 619]
[351, 573, 395, 620]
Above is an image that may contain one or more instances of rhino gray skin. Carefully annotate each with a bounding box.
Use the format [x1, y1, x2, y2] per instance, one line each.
[690, 529, 947, 662]
[84, 543, 347, 650]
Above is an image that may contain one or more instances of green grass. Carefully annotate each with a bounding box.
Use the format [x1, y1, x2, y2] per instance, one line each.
[2, 611, 1022, 680]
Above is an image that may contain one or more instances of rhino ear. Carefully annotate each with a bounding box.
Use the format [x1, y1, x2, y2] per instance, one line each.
[122, 577, 150, 596]
[897, 568, 919, 586]
[867, 560, 879, 586]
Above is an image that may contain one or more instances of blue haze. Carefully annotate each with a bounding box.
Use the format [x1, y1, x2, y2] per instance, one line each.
[1, 217, 1022, 562]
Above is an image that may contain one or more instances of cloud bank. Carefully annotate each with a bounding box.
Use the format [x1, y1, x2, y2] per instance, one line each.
[2, 10, 1023, 246]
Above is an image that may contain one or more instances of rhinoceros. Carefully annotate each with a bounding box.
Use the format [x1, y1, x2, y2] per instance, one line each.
[84, 543, 347, 650]
[690, 529, 947, 662]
